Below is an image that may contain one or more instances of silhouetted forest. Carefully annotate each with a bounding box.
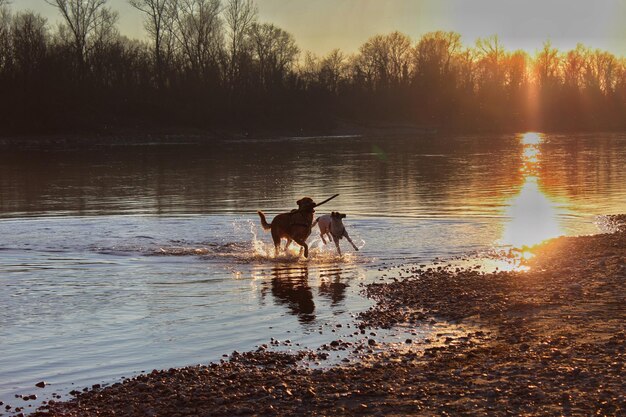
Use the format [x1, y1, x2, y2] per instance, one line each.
[1, 0, 625, 135]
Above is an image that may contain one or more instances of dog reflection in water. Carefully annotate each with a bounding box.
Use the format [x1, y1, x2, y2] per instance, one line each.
[318, 269, 347, 306]
[264, 266, 315, 323]
[260, 266, 349, 324]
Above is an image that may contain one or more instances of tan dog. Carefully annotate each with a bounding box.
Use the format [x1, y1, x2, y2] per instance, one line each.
[257, 197, 316, 258]
[312, 211, 359, 256]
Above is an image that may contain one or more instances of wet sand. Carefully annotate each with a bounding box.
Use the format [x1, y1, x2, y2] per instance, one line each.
[24, 215, 626, 416]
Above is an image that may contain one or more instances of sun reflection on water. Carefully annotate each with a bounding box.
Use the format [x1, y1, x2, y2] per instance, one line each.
[500, 132, 565, 250]
[520, 131, 542, 145]
[523, 145, 540, 166]
[501, 175, 563, 248]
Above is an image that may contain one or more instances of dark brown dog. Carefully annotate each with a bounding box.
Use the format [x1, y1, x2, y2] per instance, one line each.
[257, 197, 316, 258]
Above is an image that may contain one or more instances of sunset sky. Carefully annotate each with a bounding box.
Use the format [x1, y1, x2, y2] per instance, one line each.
[17, 0, 626, 57]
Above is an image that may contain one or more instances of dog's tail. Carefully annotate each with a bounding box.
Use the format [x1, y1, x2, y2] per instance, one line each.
[311, 217, 320, 228]
[257, 211, 272, 230]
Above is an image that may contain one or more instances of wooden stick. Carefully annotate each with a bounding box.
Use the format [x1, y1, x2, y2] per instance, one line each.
[314, 193, 339, 207]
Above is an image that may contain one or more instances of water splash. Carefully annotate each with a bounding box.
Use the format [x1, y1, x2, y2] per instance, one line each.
[91, 218, 366, 265]
[245, 219, 363, 264]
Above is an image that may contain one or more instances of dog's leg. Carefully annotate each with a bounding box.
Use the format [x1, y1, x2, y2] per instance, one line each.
[295, 239, 309, 258]
[284, 238, 292, 252]
[333, 236, 342, 256]
[320, 233, 327, 245]
[343, 230, 359, 251]
[271, 230, 281, 258]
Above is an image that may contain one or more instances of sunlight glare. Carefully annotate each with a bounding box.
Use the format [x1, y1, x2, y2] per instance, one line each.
[501, 176, 563, 248]
[501, 132, 565, 249]
[520, 132, 542, 145]
[520, 250, 535, 261]
[519, 132, 544, 173]
[523, 146, 540, 162]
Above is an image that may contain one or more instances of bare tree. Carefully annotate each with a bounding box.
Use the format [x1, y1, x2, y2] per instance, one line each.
[87, 6, 120, 81]
[586, 49, 618, 94]
[562, 44, 587, 89]
[248, 22, 298, 88]
[386, 31, 412, 84]
[504, 50, 528, 91]
[44, 0, 115, 72]
[172, 0, 223, 82]
[455, 47, 477, 93]
[0, 5, 12, 75]
[224, 0, 256, 85]
[128, 0, 176, 86]
[475, 34, 506, 88]
[533, 40, 560, 89]
[413, 31, 461, 83]
[358, 31, 412, 89]
[319, 49, 346, 94]
[91, 7, 118, 47]
[11, 11, 48, 76]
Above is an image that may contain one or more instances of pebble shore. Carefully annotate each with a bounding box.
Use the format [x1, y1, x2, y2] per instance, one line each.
[24, 215, 625, 416]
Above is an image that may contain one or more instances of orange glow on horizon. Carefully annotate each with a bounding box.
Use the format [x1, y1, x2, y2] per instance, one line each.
[15, 1, 626, 58]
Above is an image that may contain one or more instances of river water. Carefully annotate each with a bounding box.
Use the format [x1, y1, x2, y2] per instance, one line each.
[1, 132, 625, 410]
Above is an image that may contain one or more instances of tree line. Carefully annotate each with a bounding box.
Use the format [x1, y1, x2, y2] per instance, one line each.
[0, 0, 625, 135]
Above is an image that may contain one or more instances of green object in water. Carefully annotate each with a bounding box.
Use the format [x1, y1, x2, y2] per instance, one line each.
[372, 144, 388, 161]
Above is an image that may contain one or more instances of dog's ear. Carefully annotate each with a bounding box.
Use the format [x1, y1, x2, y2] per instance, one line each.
[296, 198, 302, 207]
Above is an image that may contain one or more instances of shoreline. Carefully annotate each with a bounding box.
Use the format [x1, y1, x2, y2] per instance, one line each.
[1, 124, 626, 147]
[18, 215, 626, 416]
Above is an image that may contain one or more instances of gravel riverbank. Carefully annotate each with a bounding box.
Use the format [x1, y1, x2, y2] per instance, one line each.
[26, 215, 626, 416]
